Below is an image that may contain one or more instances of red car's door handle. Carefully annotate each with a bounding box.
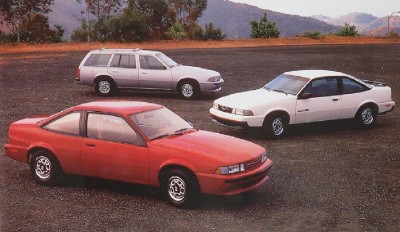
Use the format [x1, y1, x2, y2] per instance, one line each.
[86, 144, 96, 147]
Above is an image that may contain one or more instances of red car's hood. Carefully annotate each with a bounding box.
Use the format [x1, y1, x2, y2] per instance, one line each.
[152, 130, 265, 165]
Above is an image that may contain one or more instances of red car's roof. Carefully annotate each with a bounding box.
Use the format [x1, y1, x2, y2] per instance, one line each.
[73, 101, 162, 115]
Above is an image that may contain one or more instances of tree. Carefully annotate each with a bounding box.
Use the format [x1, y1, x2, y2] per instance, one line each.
[77, 0, 124, 19]
[335, 23, 358, 37]
[126, 0, 174, 39]
[0, 0, 54, 42]
[169, 0, 207, 27]
[71, 9, 148, 42]
[18, 14, 64, 43]
[250, 13, 280, 38]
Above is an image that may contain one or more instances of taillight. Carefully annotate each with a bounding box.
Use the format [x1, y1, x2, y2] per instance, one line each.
[76, 68, 80, 80]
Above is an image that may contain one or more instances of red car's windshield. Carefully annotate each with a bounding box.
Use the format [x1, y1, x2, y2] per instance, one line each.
[130, 107, 193, 140]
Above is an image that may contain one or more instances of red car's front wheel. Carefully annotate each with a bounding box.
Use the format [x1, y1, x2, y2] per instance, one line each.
[163, 169, 199, 207]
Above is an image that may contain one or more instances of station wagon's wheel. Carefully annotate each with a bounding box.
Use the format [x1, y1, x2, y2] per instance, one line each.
[356, 105, 377, 128]
[95, 78, 116, 96]
[178, 81, 199, 99]
[163, 169, 198, 207]
[30, 150, 61, 186]
[264, 114, 287, 139]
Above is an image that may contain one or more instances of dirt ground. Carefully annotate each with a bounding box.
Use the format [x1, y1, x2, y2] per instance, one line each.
[1, 44, 399, 231]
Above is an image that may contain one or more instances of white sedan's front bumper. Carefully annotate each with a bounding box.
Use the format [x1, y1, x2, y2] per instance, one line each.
[209, 107, 265, 128]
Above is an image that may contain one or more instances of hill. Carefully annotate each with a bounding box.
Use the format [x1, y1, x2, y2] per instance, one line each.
[198, 0, 340, 38]
[312, 13, 400, 36]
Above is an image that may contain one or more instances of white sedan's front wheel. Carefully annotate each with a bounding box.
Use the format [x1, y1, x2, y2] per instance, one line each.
[264, 114, 287, 139]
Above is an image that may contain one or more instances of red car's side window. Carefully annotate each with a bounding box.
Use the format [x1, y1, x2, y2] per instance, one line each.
[87, 113, 138, 144]
[43, 112, 80, 135]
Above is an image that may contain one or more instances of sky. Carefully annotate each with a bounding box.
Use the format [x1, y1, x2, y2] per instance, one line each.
[229, 0, 400, 18]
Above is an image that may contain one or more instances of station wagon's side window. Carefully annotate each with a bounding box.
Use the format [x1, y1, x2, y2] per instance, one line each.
[303, 77, 339, 98]
[87, 113, 138, 144]
[84, 54, 112, 67]
[139, 55, 166, 70]
[110, 54, 136, 68]
[342, 77, 368, 94]
[43, 112, 81, 135]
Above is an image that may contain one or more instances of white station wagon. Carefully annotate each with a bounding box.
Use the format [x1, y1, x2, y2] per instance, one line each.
[210, 70, 395, 138]
[76, 48, 223, 99]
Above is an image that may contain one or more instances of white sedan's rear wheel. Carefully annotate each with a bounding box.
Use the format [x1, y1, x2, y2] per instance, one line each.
[357, 105, 377, 128]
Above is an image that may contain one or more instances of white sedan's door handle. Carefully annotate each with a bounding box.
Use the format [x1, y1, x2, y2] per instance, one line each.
[142, 72, 148, 74]
[332, 98, 340, 101]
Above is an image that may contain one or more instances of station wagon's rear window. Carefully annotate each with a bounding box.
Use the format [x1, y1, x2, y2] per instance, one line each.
[110, 54, 136, 68]
[84, 54, 112, 67]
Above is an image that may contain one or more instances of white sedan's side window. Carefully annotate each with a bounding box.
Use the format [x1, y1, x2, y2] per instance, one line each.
[304, 78, 339, 98]
[87, 113, 138, 144]
[342, 78, 367, 94]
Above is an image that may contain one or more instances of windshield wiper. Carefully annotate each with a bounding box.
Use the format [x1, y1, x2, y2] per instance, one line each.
[151, 133, 171, 140]
[152, 128, 193, 140]
[263, 86, 271, 91]
[173, 128, 193, 135]
[272, 89, 287, 95]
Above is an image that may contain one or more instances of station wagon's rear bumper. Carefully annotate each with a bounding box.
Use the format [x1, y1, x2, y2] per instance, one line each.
[196, 160, 273, 195]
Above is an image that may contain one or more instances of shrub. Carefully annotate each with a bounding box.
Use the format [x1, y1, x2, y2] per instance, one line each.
[303, 31, 322, 39]
[250, 13, 280, 38]
[165, 22, 187, 40]
[336, 23, 358, 37]
[203, 23, 225, 41]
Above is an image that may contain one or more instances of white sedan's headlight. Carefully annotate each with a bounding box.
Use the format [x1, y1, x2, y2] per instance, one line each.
[208, 76, 221, 82]
[213, 102, 218, 109]
[215, 164, 245, 175]
[233, 108, 254, 116]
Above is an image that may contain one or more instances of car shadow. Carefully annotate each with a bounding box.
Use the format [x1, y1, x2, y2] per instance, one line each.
[215, 119, 390, 140]
[86, 89, 221, 101]
[58, 175, 275, 209]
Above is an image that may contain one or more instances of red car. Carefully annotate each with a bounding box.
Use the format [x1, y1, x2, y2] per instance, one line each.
[4, 101, 273, 206]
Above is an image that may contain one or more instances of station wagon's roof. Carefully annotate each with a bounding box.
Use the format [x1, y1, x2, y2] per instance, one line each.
[73, 101, 162, 115]
[284, 70, 350, 79]
[90, 48, 160, 55]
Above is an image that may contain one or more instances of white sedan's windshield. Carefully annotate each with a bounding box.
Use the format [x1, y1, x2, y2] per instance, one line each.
[264, 74, 309, 95]
[156, 53, 178, 68]
[130, 107, 193, 140]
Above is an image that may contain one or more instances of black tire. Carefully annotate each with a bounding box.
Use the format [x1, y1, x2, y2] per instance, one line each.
[29, 150, 61, 186]
[95, 78, 116, 96]
[178, 80, 199, 99]
[264, 114, 288, 139]
[162, 169, 198, 207]
[356, 105, 377, 128]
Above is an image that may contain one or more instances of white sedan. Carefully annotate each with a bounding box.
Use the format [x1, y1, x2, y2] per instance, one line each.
[210, 70, 395, 138]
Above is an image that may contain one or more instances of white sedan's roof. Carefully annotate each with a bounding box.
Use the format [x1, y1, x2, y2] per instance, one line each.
[284, 70, 349, 79]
